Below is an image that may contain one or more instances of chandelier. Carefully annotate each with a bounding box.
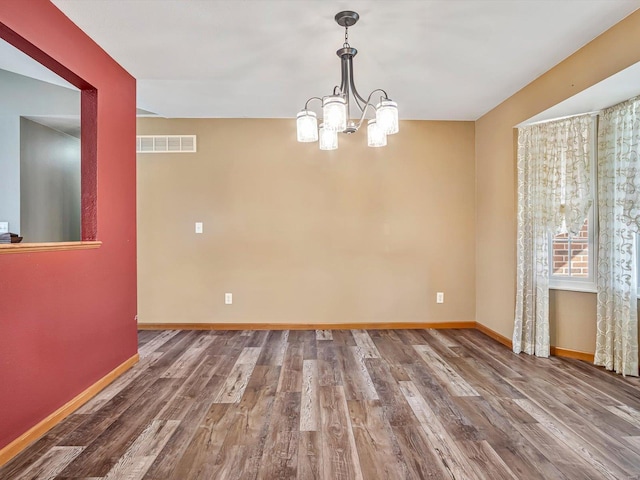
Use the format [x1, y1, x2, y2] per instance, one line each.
[296, 11, 399, 150]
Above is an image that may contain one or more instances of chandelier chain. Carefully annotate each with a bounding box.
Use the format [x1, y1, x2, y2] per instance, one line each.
[343, 26, 350, 48]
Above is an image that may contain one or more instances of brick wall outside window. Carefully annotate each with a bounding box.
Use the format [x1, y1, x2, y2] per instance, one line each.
[552, 219, 589, 277]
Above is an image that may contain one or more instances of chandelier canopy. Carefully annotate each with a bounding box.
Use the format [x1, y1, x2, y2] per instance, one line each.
[296, 11, 399, 150]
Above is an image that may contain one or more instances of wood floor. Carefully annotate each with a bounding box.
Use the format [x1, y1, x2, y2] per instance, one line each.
[3, 329, 640, 479]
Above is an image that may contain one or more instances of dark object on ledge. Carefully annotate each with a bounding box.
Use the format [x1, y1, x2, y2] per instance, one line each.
[0, 233, 23, 244]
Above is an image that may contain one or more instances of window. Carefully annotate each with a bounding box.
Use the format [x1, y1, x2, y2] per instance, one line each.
[549, 117, 597, 292]
[550, 214, 596, 291]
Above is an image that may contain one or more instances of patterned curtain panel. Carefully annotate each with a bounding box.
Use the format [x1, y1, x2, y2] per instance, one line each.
[596, 97, 640, 377]
[514, 115, 593, 357]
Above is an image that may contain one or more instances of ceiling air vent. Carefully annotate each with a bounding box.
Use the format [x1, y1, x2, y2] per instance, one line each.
[136, 135, 197, 153]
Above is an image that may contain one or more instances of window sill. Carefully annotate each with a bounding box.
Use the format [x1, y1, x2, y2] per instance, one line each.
[0, 241, 101, 254]
[549, 281, 596, 294]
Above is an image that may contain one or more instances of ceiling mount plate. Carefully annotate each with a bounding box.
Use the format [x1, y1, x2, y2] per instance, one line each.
[335, 11, 359, 28]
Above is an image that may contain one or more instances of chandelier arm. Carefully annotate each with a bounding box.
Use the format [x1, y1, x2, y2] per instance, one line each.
[303, 96, 323, 111]
[368, 88, 390, 102]
[353, 88, 392, 130]
[353, 102, 378, 131]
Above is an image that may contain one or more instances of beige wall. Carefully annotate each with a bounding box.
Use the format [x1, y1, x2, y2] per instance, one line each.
[137, 119, 475, 325]
[476, 10, 640, 353]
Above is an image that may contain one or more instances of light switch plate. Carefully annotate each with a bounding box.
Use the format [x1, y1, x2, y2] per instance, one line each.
[195, 222, 203, 234]
[0, 222, 8, 234]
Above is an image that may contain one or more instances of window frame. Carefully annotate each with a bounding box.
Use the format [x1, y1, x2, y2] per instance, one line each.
[0, 22, 98, 254]
[549, 116, 598, 293]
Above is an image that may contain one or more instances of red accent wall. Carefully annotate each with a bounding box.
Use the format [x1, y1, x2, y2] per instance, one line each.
[0, 1, 137, 450]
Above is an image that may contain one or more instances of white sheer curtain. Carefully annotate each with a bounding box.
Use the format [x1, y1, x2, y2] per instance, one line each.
[514, 115, 593, 357]
[596, 96, 640, 376]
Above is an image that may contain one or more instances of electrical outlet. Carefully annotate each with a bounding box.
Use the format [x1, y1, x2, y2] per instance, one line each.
[225, 293, 233, 305]
[0, 222, 8, 234]
[436, 292, 444, 304]
[195, 222, 203, 234]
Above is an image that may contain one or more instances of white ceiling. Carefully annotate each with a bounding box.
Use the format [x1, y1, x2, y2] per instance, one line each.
[51, 0, 640, 120]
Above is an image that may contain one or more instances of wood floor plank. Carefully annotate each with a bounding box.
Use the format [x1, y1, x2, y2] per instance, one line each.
[365, 358, 418, 427]
[452, 396, 567, 480]
[160, 333, 216, 378]
[297, 431, 323, 480]
[403, 362, 482, 442]
[213, 347, 261, 403]
[445, 354, 526, 400]
[302, 337, 318, 361]
[4, 328, 640, 480]
[368, 329, 417, 364]
[315, 330, 333, 341]
[510, 377, 640, 472]
[14, 446, 84, 480]
[0, 414, 86, 478]
[60, 332, 197, 447]
[155, 353, 225, 421]
[607, 404, 640, 426]
[426, 328, 462, 348]
[319, 386, 363, 480]
[561, 357, 640, 406]
[300, 360, 320, 432]
[205, 444, 247, 480]
[212, 367, 279, 479]
[277, 343, 303, 393]
[168, 403, 237, 479]
[76, 351, 164, 415]
[256, 330, 289, 366]
[141, 354, 237, 479]
[208, 330, 250, 357]
[317, 343, 342, 387]
[513, 398, 629, 479]
[330, 329, 357, 346]
[58, 378, 180, 477]
[137, 330, 180, 359]
[390, 424, 451, 480]
[398, 380, 477, 479]
[457, 440, 520, 480]
[257, 392, 301, 480]
[351, 330, 381, 358]
[413, 343, 479, 397]
[347, 400, 408, 479]
[246, 330, 269, 348]
[288, 330, 316, 344]
[525, 374, 640, 436]
[448, 330, 525, 379]
[512, 422, 607, 480]
[103, 419, 179, 480]
[336, 346, 379, 401]
[257, 430, 299, 480]
[624, 435, 640, 452]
